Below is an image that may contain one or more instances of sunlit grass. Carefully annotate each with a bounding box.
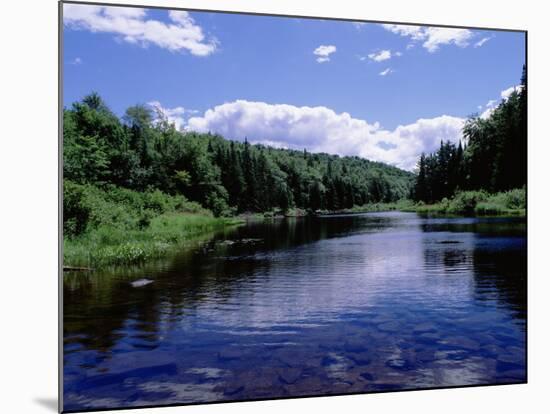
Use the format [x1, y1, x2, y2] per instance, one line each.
[412, 188, 526, 216]
[64, 213, 243, 268]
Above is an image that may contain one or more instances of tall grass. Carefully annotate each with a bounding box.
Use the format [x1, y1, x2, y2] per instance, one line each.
[63, 181, 242, 267]
[64, 214, 241, 267]
[344, 199, 417, 214]
[414, 188, 526, 216]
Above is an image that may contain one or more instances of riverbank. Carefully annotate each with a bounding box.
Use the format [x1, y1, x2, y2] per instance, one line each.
[64, 183, 525, 269]
[333, 189, 526, 217]
[64, 213, 242, 268]
[408, 189, 526, 216]
[63, 181, 243, 268]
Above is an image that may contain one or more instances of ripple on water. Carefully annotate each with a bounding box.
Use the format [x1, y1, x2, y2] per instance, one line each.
[63, 213, 526, 410]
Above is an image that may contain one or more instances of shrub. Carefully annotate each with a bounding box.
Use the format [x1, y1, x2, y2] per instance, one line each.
[63, 181, 92, 237]
[447, 190, 489, 214]
[62, 180, 210, 238]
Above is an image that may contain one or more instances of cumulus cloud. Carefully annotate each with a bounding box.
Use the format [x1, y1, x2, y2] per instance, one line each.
[313, 45, 337, 63]
[501, 85, 523, 99]
[185, 100, 464, 170]
[148, 101, 197, 130]
[353, 22, 367, 30]
[480, 85, 523, 119]
[382, 24, 426, 40]
[379, 68, 393, 76]
[63, 4, 217, 56]
[368, 49, 392, 62]
[382, 24, 473, 52]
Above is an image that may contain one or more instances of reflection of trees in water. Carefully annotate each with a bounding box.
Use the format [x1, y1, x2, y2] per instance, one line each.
[64, 215, 388, 355]
[64, 274, 164, 354]
[420, 218, 526, 321]
[471, 245, 526, 320]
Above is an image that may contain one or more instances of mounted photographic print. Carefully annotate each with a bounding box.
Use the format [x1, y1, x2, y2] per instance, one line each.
[60, 1, 527, 412]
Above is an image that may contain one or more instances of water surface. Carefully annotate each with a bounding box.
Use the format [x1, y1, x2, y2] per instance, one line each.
[63, 212, 526, 411]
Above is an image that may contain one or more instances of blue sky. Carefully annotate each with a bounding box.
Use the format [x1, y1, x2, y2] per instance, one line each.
[63, 3, 525, 169]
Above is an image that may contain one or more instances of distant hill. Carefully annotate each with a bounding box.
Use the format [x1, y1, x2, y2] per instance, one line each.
[63, 93, 415, 216]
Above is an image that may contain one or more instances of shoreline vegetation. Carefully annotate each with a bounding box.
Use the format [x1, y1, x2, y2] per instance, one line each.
[63, 66, 525, 269]
[343, 188, 526, 217]
[64, 182, 525, 269]
[63, 182, 243, 268]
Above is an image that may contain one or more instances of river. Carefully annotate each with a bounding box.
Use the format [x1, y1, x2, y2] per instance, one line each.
[63, 211, 526, 411]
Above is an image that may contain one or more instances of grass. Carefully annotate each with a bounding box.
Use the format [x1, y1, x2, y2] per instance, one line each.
[319, 199, 416, 215]
[64, 213, 243, 268]
[410, 188, 526, 216]
[63, 181, 243, 268]
[336, 189, 525, 217]
[63, 181, 525, 268]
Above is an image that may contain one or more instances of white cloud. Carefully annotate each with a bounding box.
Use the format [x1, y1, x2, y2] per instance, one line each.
[379, 68, 393, 76]
[382, 24, 473, 52]
[368, 49, 392, 62]
[480, 107, 495, 120]
[148, 101, 195, 130]
[480, 85, 523, 119]
[422, 27, 473, 52]
[186, 100, 465, 170]
[68, 57, 82, 65]
[313, 45, 337, 63]
[501, 85, 523, 100]
[63, 4, 217, 56]
[394, 51, 403, 57]
[353, 22, 367, 30]
[382, 24, 426, 40]
[474, 36, 492, 48]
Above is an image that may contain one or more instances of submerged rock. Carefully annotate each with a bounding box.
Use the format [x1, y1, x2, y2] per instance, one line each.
[130, 278, 154, 288]
[278, 367, 302, 384]
[347, 352, 372, 366]
[222, 385, 244, 396]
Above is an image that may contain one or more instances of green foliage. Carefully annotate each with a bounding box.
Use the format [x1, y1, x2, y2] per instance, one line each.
[475, 188, 526, 215]
[413, 189, 525, 216]
[64, 213, 241, 267]
[414, 65, 526, 203]
[446, 191, 488, 214]
[63, 180, 205, 238]
[63, 180, 92, 237]
[64, 93, 415, 216]
[62, 178, 243, 267]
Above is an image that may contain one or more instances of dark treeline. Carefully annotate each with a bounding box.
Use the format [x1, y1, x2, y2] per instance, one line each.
[64, 94, 413, 216]
[414, 66, 527, 203]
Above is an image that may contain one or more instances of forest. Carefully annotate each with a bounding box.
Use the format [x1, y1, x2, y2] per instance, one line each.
[413, 66, 526, 208]
[63, 93, 413, 230]
[63, 66, 526, 266]
[63, 93, 412, 266]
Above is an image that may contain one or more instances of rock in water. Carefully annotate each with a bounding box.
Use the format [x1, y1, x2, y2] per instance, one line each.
[131, 278, 154, 288]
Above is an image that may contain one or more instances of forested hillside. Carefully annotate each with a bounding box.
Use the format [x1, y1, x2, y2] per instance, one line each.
[62, 69, 526, 267]
[63, 93, 414, 220]
[414, 66, 527, 203]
